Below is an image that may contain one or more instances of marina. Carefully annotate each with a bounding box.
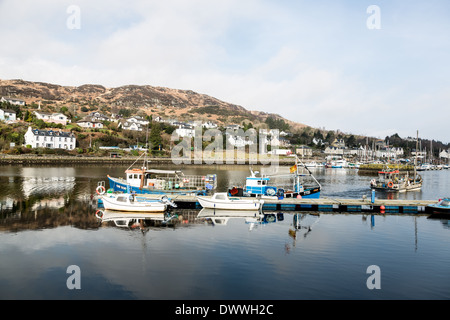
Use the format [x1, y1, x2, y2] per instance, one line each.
[0, 164, 449, 300]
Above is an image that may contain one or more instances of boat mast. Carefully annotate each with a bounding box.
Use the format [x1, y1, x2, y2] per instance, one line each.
[414, 130, 418, 181]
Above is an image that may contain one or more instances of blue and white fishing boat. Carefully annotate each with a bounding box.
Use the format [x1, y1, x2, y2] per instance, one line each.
[230, 156, 321, 199]
[107, 152, 217, 196]
[427, 198, 450, 214]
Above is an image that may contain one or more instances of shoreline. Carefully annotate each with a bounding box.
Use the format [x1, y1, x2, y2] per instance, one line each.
[0, 154, 297, 167]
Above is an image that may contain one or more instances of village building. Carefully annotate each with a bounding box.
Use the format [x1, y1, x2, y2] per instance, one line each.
[1, 97, 25, 106]
[119, 120, 143, 131]
[34, 111, 69, 125]
[175, 124, 195, 138]
[296, 145, 313, 157]
[88, 111, 110, 122]
[0, 108, 17, 121]
[77, 117, 104, 129]
[24, 127, 76, 150]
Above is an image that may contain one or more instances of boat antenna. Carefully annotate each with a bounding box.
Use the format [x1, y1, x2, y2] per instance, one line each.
[126, 150, 147, 172]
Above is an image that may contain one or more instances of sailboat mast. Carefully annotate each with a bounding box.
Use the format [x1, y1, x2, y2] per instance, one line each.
[414, 130, 418, 180]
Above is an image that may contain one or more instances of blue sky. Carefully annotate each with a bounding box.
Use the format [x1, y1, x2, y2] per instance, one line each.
[0, 0, 449, 143]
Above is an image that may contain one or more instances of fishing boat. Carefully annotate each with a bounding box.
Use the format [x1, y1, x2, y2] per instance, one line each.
[107, 152, 217, 196]
[196, 193, 264, 210]
[101, 193, 176, 212]
[325, 156, 348, 168]
[231, 155, 321, 199]
[370, 131, 423, 193]
[427, 198, 450, 214]
[370, 168, 422, 192]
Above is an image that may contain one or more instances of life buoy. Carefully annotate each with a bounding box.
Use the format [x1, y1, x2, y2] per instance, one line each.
[95, 210, 103, 219]
[387, 182, 394, 188]
[96, 185, 106, 195]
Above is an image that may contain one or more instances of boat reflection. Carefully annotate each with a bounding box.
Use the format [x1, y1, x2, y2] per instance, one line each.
[196, 208, 284, 230]
[95, 209, 182, 231]
[289, 213, 320, 239]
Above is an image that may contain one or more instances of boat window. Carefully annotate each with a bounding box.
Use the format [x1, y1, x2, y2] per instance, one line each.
[134, 174, 138, 179]
[128, 174, 133, 180]
[216, 195, 226, 200]
[138, 174, 142, 179]
[441, 200, 450, 206]
[116, 196, 127, 202]
[257, 181, 261, 185]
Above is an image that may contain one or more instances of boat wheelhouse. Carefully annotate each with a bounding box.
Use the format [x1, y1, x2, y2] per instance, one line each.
[108, 168, 217, 196]
[231, 156, 321, 199]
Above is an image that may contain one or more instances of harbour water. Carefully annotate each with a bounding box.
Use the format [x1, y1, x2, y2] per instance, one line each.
[0, 164, 449, 300]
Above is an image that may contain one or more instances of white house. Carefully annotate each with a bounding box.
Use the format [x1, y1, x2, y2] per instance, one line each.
[375, 147, 404, 159]
[202, 121, 218, 129]
[89, 111, 110, 122]
[324, 146, 344, 156]
[34, 111, 69, 125]
[175, 124, 195, 138]
[118, 116, 149, 131]
[77, 117, 104, 129]
[24, 127, 76, 150]
[1, 97, 25, 106]
[440, 149, 450, 161]
[119, 120, 144, 131]
[0, 108, 17, 121]
[127, 116, 149, 126]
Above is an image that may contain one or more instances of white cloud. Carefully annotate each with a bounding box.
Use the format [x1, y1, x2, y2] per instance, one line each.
[0, 0, 449, 142]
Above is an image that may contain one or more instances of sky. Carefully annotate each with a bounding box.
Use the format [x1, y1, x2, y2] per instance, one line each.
[0, 0, 449, 143]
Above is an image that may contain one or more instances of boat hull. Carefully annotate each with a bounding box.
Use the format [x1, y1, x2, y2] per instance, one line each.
[427, 205, 450, 214]
[196, 196, 263, 210]
[101, 195, 167, 212]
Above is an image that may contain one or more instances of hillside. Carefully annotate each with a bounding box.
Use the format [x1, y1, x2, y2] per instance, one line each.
[0, 78, 307, 130]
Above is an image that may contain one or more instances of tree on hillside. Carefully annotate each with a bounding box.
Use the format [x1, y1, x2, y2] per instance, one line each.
[149, 122, 162, 150]
[265, 116, 290, 131]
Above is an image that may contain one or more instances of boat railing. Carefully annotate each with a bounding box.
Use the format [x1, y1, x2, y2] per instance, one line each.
[149, 174, 217, 191]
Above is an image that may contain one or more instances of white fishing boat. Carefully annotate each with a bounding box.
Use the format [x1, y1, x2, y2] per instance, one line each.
[101, 193, 176, 212]
[196, 193, 264, 210]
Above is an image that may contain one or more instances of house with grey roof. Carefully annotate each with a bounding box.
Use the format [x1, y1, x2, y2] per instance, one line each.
[24, 127, 76, 150]
[1, 97, 25, 106]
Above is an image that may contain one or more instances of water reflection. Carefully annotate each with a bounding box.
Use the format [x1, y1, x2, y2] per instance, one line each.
[21, 167, 76, 198]
[95, 209, 189, 232]
[0, 197, 99, 232]
[196, 208, 284, 230]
